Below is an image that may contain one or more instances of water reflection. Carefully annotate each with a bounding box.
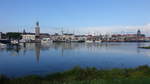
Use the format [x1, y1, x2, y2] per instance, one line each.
[35, 43, 41, 63]
[1, 42, 150, 77]
[2, 42, 150, 61]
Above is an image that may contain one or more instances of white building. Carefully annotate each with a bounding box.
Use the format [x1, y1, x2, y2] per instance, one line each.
[62, 34, 75, 41]
[74, 35, 87, 41]
[22, 33, 36, 42]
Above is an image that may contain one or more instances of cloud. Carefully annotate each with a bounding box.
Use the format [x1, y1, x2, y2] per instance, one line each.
[74, 24, 150, 36]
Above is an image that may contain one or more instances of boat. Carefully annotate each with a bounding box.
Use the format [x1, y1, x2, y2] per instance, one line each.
[19, 39, 26, 43]
[41, 38, 53, 43]
[11, 40, 19, 44]
[77, 40, 85, 43]
[94, 40, 102, 43]
[0, 43, 7, 48]
[0, 39, 11, 44]
[86, 40, 93, 43]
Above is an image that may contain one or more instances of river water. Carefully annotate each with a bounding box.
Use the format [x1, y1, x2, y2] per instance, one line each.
[0, 42, 150, 77]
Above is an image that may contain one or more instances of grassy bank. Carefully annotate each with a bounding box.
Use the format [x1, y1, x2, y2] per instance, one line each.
[139, 46, 150, 49]
[1, 65, 150, 84]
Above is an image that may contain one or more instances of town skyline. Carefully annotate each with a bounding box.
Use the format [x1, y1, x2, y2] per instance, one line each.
[1, 22, 150, 36]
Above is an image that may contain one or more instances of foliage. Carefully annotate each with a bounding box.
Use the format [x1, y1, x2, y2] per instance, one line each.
[6, 32, 22, 40]
[1, 65, 150, 84]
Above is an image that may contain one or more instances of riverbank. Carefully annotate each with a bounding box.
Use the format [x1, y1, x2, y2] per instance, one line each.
[139, 46, 150, 49]
[1, 65, 150, 84]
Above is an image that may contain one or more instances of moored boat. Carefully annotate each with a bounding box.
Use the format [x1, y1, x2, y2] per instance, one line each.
[0, 43, 7, 48]
[94, 40, 102, 43]
[41, 38, 53, 43]
[86, 40, 93, 43]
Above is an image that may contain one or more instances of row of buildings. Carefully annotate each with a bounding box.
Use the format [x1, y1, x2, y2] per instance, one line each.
[49, 29, 150, 42]
[0, 22, 150, 43]
[106, 30, 150, 42]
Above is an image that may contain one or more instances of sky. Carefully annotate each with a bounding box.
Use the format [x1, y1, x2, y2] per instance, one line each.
[0, 0, 150, 35]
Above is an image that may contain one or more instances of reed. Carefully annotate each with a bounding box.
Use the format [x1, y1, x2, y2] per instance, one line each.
[1, 65, 150, 84]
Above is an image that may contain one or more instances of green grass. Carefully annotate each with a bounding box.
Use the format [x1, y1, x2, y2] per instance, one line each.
[2, 78, 150, 84]
[139, 46, 150, 49]
[1, 65, 150, 84]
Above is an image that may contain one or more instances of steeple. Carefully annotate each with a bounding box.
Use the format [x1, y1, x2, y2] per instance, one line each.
[36, 21, 39, 27]
[137, 29, 141, 36]
[23, 29, 26, 34]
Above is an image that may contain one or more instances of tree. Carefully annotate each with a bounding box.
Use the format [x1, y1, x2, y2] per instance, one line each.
[6, 32, 22, 40]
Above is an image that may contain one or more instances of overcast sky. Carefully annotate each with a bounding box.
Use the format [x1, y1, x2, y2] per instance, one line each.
[0, 0, 150, 35]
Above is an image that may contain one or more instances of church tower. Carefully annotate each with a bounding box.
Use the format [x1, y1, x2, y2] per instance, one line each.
[23, 29, 26, 34]
[35, 21, 40, 37]
[0, 32, 2, 39]
[137, 29, 141, 37]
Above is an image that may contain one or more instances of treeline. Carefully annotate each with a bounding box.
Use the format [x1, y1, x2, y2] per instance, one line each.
[1, 32, 22, 40]
[1, 65, 150, 84]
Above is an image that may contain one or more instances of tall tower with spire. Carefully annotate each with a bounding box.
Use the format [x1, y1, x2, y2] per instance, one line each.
[0, 32, 2, 39]
[35, 21, 40, 37]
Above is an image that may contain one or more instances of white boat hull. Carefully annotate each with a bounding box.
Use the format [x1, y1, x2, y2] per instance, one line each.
[0, 43, 6, 48]
[86, 40, 93, 43]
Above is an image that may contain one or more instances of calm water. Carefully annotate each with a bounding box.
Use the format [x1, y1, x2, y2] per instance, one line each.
[0, 42, 150, 77]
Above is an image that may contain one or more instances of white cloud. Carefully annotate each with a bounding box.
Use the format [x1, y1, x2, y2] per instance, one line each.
[73, 24, 150, 36]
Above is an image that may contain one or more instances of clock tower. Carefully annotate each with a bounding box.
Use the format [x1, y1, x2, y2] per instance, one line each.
[35, 21, 40, 37]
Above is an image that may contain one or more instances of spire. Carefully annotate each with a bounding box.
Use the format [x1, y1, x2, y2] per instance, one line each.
[23, 29, 26, 34]
[36, 21, 39, 27]
[137, 29, 141, 35]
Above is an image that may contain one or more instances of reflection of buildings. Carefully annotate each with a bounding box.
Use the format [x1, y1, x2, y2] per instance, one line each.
[3, 42, 148, 64]
[52, 43, 78, 56]
[21, 43, 41, 63]
[137, 42, 142, 53]
[35, 43, 41, 63]
[6, 44, 21, 56]
[3, 43, 42, 63]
